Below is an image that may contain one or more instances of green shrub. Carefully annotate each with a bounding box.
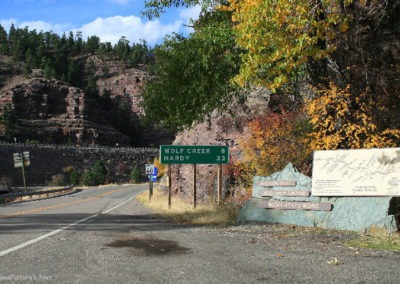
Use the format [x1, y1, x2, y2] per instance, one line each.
[130, 166, 141, 183]
[69, 169, 79, 185]
[81, 161, 107, 186]
[25, 139, 40, 145]
[81, 171, 96, 186]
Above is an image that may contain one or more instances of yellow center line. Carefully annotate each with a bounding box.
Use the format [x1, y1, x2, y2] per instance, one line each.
[0, 188, 123, 219]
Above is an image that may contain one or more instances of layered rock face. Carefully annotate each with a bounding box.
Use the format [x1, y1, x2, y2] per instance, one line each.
[96, 64, 149, 117]
[94, 60, 173, 147]
[96, 69, 170, 146]
[0, 78, 130, 145]
[0, 56, 173, 146]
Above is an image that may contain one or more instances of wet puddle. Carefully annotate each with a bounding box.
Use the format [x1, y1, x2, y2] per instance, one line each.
[106, 237, 191, 256]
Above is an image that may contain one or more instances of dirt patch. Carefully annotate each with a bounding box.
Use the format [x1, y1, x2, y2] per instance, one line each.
[106, 237, 191, 256]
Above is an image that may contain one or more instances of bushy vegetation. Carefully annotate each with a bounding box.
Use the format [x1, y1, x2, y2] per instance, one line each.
[305, 83, 400, 150]
[140, 9, 241, 132]
[143, 0, 399, 138]
[130, 166, 141, 183]
[81, 161, 108, 186]
[143, 0, 400, 152]
[69, 169, 79, 186]
[0, 103, 16, 142]
[223, 110, 312, 203]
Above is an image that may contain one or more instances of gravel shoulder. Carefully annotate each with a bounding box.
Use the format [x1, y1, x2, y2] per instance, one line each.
[84, 197, 400, 284]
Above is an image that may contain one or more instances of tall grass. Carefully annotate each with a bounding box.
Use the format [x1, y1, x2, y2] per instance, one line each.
[136, 187, 239, 226]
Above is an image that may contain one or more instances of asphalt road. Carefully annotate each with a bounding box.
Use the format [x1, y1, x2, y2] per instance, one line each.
[1, 184, 400, 283]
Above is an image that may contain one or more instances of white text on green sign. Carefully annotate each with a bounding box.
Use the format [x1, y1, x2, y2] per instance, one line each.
[160, 145, 229, 164]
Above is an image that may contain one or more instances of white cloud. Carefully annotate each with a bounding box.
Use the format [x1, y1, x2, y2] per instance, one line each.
[0, 19, 17, 30]
[0, 19, 72, 35]
[178, 5, 201, 34]
[20, 21, 73, 34]
[179, 5, 201, 22]
[76, 15, 182, 45]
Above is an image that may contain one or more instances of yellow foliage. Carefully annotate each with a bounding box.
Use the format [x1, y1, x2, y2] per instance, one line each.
[305, 83, 400, 150]
[153, 157, 166, 177]
[222, 0, 351, 90]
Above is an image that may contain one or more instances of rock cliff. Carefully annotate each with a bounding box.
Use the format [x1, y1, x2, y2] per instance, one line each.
[0, 78, 130, 145]
[0, 56, 173, 146]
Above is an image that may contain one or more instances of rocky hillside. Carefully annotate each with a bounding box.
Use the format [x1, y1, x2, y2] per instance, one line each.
[0, 78, 130, 145]
[0, 56, 173, 146]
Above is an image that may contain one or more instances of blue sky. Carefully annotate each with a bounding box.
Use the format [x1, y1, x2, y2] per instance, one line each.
[0, 0, 200, 46]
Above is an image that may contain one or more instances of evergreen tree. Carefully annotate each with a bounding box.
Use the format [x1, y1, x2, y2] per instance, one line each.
[114, 36, 130, 60]
[71, 31, 83, 55]
[0, 24, 9, 54]
[67, 59, 83, 86]
[0, 104, 16, 142]
[84, 59, 98, 96]
[67, 31, 75, 51]
[86, 36, 100, 53]
[44, 60, 56, 79]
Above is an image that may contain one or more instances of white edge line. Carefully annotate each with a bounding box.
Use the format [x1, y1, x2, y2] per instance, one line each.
[0, 193, 139, 257]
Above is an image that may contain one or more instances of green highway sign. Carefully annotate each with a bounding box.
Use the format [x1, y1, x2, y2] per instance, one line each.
[160, 145, 229, 164]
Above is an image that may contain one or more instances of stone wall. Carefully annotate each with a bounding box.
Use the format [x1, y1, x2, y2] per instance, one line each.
[0, 142, 158, 186]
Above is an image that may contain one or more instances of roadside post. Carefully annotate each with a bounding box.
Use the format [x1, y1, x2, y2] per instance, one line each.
[218, 164, 223, 206]
[168, 165, 172, 209]
[160, 145, 229, 208]
[193, 164, 197, 208]
[145, 164, 154, 200]
[13, 151, 30, 192]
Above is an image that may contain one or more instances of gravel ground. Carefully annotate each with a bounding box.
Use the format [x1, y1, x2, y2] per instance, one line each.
[2, 192, 399, 284]
[78, 198, 400, 284]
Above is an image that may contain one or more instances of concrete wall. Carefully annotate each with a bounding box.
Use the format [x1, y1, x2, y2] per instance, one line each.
[0, 142, 158, 186]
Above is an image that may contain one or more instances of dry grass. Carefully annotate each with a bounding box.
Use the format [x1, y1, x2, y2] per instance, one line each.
[136, 187, 239, 226]
[346, 234, 400, 252]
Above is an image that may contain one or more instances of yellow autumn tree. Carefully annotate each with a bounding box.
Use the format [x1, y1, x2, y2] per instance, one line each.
[222, 0, 349, 91]
[305, 83, 400, 150]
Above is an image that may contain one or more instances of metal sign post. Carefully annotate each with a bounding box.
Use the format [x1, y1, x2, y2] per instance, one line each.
[13, 152, 30, 192]
[218, 164, 222, 206]
[168, 165, 172, 209]
[193, 164, 197, 209]
[145, 164, 154, 200]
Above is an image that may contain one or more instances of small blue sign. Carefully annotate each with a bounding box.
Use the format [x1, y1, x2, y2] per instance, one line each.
[149, 167, 158, 182]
